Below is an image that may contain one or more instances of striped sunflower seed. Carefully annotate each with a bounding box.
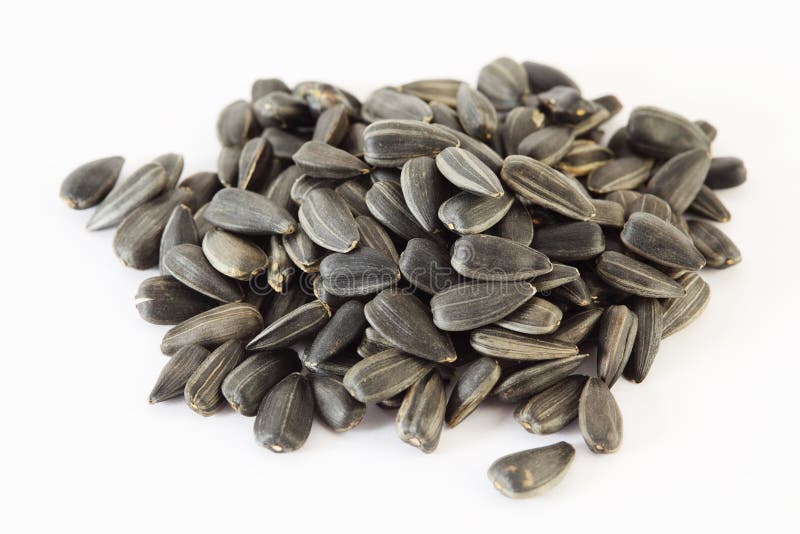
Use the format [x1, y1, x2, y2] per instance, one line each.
[451, 234, 552, 282]
[445, 357, 501, 427]
[253, 92, 313, 128]
[343, 348, 434, 403]
[597, 305, 638, 387]
[357, 327, 395, 358]
[335, 179, 371, 218]
[363, 87, 433, 123]
[310, 375, 366, 432]
[202, 229, 268, 281]
[148, 345, 210, 404]
[590, 199, 625, 228]
[87, 162, 167, 230]
[538, 85, 596, 124]
[705, 156, 747, 189]
[436, 147, 504, 197]
[184, 339, 246, 416]
[216, 100, 258, 147]
[261, 127, 307, 159]
[135, 275, 215, 325]
[363, 119, 459, 168]
[60, 156, 124, 209]
[626, 106, 710, 159]
[396, 371, 446, 453]
[355, 215, 400, 264]
[689, 185, 731, 222]
[217, 145, 241, 187]
[306, 351, 362, 378]
[438, 191, 514, 234]
[341, 122, 367, 157]
[313, 103, 350, 145]
[431, 281, 536, 331]
[193, 204, 213, 240]
[398, 79, 462, 107]
[621, 212, 706, 271]
[366, 180, 431, 241]
[477, 57, 529, 111]
[551, 277, 593, 307]
[268, 235, 294, 292]
[572, 104, 612, 137]
[607, 127, 636, 158]
[517, 126, 575, 165]
[662, 272, 710, 338]
[179, 172, 221, 208]
[487, 441, 575, 498]
[254, 372, 314, 452]
[470, 326, 579, 361]
[456, 83, 498, 141]
[435, 125, 504, 174]
[515, 375, 587, 434]
[647, 148, 711, 214]
[298, 188, 360, 253]
[558, 140, 612, 176]
[430, 101, 463, 131]
[400, 156, 450, 232]
[159, 204, 198, 274]
[264, 283, 312, 326]
[623, 298, 663, 383]
[491, 198, 533, 245]
[319, 247, 400, 297]
[399, 237, 461, 295]
[578, 377, 623, 453]
[290, 175, 331, 204]
[304, 301, 367, 369]
[501, 106, 546, 154]
[251, 78, 290, 101]
[247, 300, 331, 351]
[283, 225, 325, 273]
[161, 303, 263, 355]
[532, 263, 580, 292]
[687, 220, 742, 268]
[586, 156, 653, 194]
[596, 251, 685, 298]
[164, 244, 244, 303]
[292, 141, 370, 179]
[293, 81, 360, 117]
[604, 189, 642, 212]
[532, 221, 604, 261]
[205, 188, 296, 235]
[493, 353, 588, 403]
[237, 137, 272, 191]
[495, 297, 562, 335]
[626, 193, 672, 221]
[221, 349, 301, 416]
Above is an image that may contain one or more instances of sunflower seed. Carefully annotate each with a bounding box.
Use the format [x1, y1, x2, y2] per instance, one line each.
[366, 180, 430, 240]
[586, 156, 653, 194]
[400, 156, 450, 232]
[341, 122, 367, 157]
[202, 229, 268, 281]
[343, 348, 434, 403]
[303, 301, 367, 368]
[221, 349, 301, 416]
[493, 353, 588, 403]
[290, 175, 331, 204]
[357, 327, 395, 358]
[148, 345, 210, 404]
[532, 221, 604, 262]
[313, 103, 350, 145]
[262, 166, 301, 212]
[477, 57, 529, 111]
[590, 199, 625, 227]
[363, 87, 433, 123]
[152, 153, 184, 189]
[161, 302, 262, 355]
[515, 375, 587, 434]
[237, 137, 272, 191]
[558, 140, 612, 176]
[135, 276, 216, 325]
[578, 377, 623, 453]
[252, 78, 290, 101]
[370, 168, 401, 183]
[627, 106, 710, 159]
[596, 251, 685, 298]
[294, 81, 359, 117]
[607, 127, 637, 158]
[444, 357, 500, 427]
[593, 94, 623, 117]
[159, 204, 198, 274]
[623, 298, 663, 383]
[431, 281, 535, 331]
[217, 145, 241, 187]
[363, 119, 459, 167]
[87, 162, 167, 230]
[539, 86, 597, 124]
[456, 83, 498, 141]
[517, 126, 575, 165]
[60, 156, 124, 209]
[436, 146, 504, 197]
[488, 441, 575, 498]
[292, 141, 370, 179]
[299, 188, 360, 253]
[451, 234, 552, 281]
[180, 172, 222, 208]
[193, 204, 213, 240]
[254, 372, 314, 452]
[267, 235, 294, 292]
[398, 79, 461, 107]
[551, 277, 593, 307]
[310, 375, 366, 432]
[396, 371, 445, 453]
[687, 220, 741, 269]
[319, 247, 400, 297]
[399, 238, 460, 295]
[626, 193, 672, 221]
[335, 179, 371, 218]
[705, 156, 747, 189]
[597, 305, 638, 387]
[205, 188, 296, 235]
[264, 283, 313, 326]
[621, 212, 706, 271]
[217, 100, 258, 147]
[280, 225, 323, 274]
[435, 125, 505, 174]
[430, 101, 463, 131]
[495, 297, 562, 335]
[501, 106, 546, 154]
[532, 263, 580, 292]
[355, 215, 399, 264]
[647, 148, 711, 214]
[662, 272, 710, 338]
[184, 339, 246, 416]
[161, 244, 243, 303]
[470, 326, 579, 361]
[247, 300, 331, 351]
[438, 191, 514, 234]
[364, 289, 456, 363]
[253, 92, 313, 128]
[523, 62, 579, 93]
[261, 127, 307, 159]
[604, 189, 642, 212]
[490, 198, 534, 245]
[689, 185, 731, 222]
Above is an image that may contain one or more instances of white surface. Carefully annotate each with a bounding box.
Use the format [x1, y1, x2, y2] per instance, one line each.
[2, 1, 798, 532]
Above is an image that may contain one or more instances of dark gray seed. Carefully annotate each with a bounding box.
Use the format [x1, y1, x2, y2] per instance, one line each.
[180, 172, 222, 208]
[478, 57, 529, 111]
[396, 371, 445, 453]
[435, 125, 504, 174]
[551, 277, 592, 307]
[445, 357, 501, 427]
[451, 234, 552, 281]
[290, 175, 332, 204]
[470, 326, 579, 361]
[237, 137, 272, 191]
[604, 189, 642, 212]
[501, 106, 546, 154]
[306, 352, 362, 377]
[153, 153, 184, 189]
[689, 185, 731, 222]
[217, 100, 258, 147]
[572, 105, 611, 137]
[293, 81, 360, 117]
[533, 222, 604, 262]
[355, 216, 400, 264]
[366, 180, 430, 240]
[340, 122, 367, 157]
[87, 162, 167, 230]
[515, 375, 587, 434]
[292, 141, 370, 179]
[370, 167, 401, 183]
[343, 348, 434, 403]
[705, 157, 747, 189]
[283, 225, 325, 273]
[254, 372, 313, 452]
[311, 272, 347, 308]
[304, 301, 367, 369]
[626, 193, 672, 221]
[364, 289, 457, 363]
[607, 127, 637, 158]
[184, 340, 246, 416]
[490, 198, 534, 246]
[501, 155, 595, 221]
[662, 272, 710, 338]
[113, 187, 194, 269]
[319, 247, 400, 297]
[252, 78, 290, 101]
[398, 79, 461, 107]
[363, 119, 459, 168]
[488, 441, 575, 498]
[399, 238, 460, 295]
[159, 204, 198, 274]
[578, 377, 623, 453]
[582, 269, 626, 304]
[523, 61, 579, 93]
[164, 243, 244, 302]
[161, 303, 262, 355]
[299, 188, 360, 253]
[247, 300, 331, 351]
[621, 212, 706, 271]
[203, 229, 268, 281]
[148, 345, 210, 404]
[538, 86, 597, 124]
[431, 281, 536, 331]
[590, 199, 625, 228]
[221, 349, 301, 416]
[532, 263, 580, 292]
[363, 87, 433, 123]
[627, 106, 710, 159]
[494, 353, 588, 403]
[205, 188, 296, 236]
[217, 145, 241, 187]
[456, 83, 498, 141]
[268, 235, 294, 292]
[624, 298, 663, 383]
[401, 156, 449, 232]
[310, 375, 366, 431]
[687, 220, 742, 268]
[430, 101, 463, 131]
[313, 103, 350, 145]
[436, 147, 504, 197]
[586, 156, 653, 194]
[647, 148, 711, 214]
[671, 210, 692, 237]
[252, 92, 312, 128]
[438, 191, 514, 234]
[593, 95, 623, 117]
[518, 126, 575, 166]
[597, 305, 638, 387]
[264, 284, 312, 326]
[558, 140, 612, 176]
[335, 179, 371, 218]
[60, 156, 124, 209]
[357, 327, 395, 358]
[265, 165, 303, 213]
[496, 297, 562, 335]
[694, 119, 717, 141]
[261, 127, 307, 159]
[135, 276, 216, 325]
[596, 251, 685, 298]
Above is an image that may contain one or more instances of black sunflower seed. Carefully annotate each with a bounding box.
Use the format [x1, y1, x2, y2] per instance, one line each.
[445, 357, 501, 427]
[247, 300, 331, 351]
[185, 339, 246, 416]
[623, 298, 663, 383]
[705, 156, 747, 189]
[310, 375, 366, 432]
[221, 349, 301, 416]
[363, 87, 433, 123]
[205, 188, 296, 236]
[135, 276, 216, 325]
[621, 212, 706, 271]
[399, 238, 461, 295]
[87, 162, 167, 231]
[627, 106, 710, 159]
[597, 305, 638, 387]
[493, 353, 588, 403]
[164, 244, 244, 303]
[456, 83, 498, 141]
[148, 345, 210, 404]
[343, 348, 434, 403]
[299, 188, 360, 253]
[60, 156, 124, 209]
[319, 247, 400, 297]
[254, 372, 314, 452]
[431, 281, 536, 331]
[596, 251, 686, 298]
[436, 146, 504, 197]
[451, 234, 552, 281]
[363, 119, 459, 168]
[396, 371, 446, 453]
[514, 375, 587, 434]
[400, 156, 450, 232]
[687, 220, 742, 269]
[470, 326, 579, 361]
[487, 441, 575, 498]
[647, 147, 711, 214]
[578, 377, 623, 453]
[438, 191, 514, 234]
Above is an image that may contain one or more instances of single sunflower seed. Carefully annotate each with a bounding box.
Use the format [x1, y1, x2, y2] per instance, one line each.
[355, 215, 400, 264]
[159, 204, 199, 274]
[313, 103, 350, 145]
[261, 127, 307, 159]
[343, 348, 434, 403]
[60, 156, 124, 209]
[179, 172, 222, 208]
[532, 221, 604, 262]
[431, 281, 536, 331]
[586, 156, 653, 194]
[436, 125, 504, 174]
[202, 229, 268, 281]
[253, 92, 313, 129]
[310, 375, 366, 432]
[217, 100, 258, 147]
[493, 353, 588, 403]
[148, 345, 210, 404]
[164, 243, 244, 303]
[304, 301, 367, 369]
[501, 106, 546, 154]
[153, 153, 184, 189]
[687, 219, 741, 268]
[551, 277, 593, 307]
[87, 162, 167, 230]
[689, 185, 731, 222]
[621, 212, 706, 271]
[705, 156, 747, 189]
[578, 377, 623, 453]
[491, 198, 533, 245]
[532, 263, 580, 292]
[252, 78, 290, 101]
[626, 193, 673, 221]
[363, 87, 433, 123]
[299, 188, 360, 253]
[205, 188, 296, 235]
[623, 298, 663, 383]
[470, 326, 579, 361]
[436, 147, 504, 197]
[590, 199, 625, 228]
[366, 180, 431, 241]
[662, 272, 710, 338]
[217, 145, 242, 187]
[184, 339, 246, 416]
[268, 235, 294, 292]
[456, 83, 498, 141]
[319, 247, 400, 297]
[647, 148, 711, 214]
[399, 237, 461, 295]
[283, 224, 326, 273]
[558, 140, 612, 176]
[429, 101, 463, 131]
[451, 234, 552, 282]
[400, 156, 450, 232]
[487, 441, 575, 498]
[135, 276, 216, 325]
[363, 119, 459, 168]
[254, 372, 314, 452]
[438, 191, 514, 234]
[237, 137, 272, 191]
[221, 349, 301, 416]
[514, 375, 587, 434]
[445, 357, 501, 427]
[396, 371, 446, 453]
[538, 86, 597, 124]
[335, 179, 371, 218]
[596, 251, 686, 298]
[397, 79, 461, 107]
[477, 57, 529, 111]
[161, 302, 262, 355]
[517, 126, 575, 166]
[627, 105, 710, 159]
[247, 300, 331, 351]
[292, 141, 370, 179]
[597, 305, 638, 387]
[495, 297, 563, 335]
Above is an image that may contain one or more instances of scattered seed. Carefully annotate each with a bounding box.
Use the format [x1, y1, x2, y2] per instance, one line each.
[494, 353, 588, 403]
[135, 275, 216, 325]
[705, 156, 747, 189]
[363, 119, 459, 168]
[363, 87, 433, 123]
[488, 441, 575, 498]
[160, 302, 262, 355]
[446, 357, 501, 427]
[647, 148, 711, 214]
[60, 156, 124, 209]
[87, 162, 167, 231]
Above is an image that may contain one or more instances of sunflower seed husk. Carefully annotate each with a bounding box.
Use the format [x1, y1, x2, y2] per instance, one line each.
[493, 353, 588, 403]
[590, 199, 625, 228]
[435, 125, 505, 174]
[135, 276, 216, 325]
[689, 185, 731, 222]
[445, 357, 501, 427]
[202, 229, 268, 281]
[399, 238, 460, 295]
[621, 212, 706, 271]
[205, 188, 296, 235]
[60, 156, 124, 209]
[184, 339, 246, 416]
[354, 215, 399, 264]
[264, 283, 313, 325]
[293, 81, 360, 117]
[310, 375, 366, 432]
[193, 204, 213, 240]
[532, 263, 580, 292]
[436, 146, 504, 197]
[221, 349, 301, 416]
[558, 140, 613, 176]
[252, 78, 290, 101]
[586, 156, 653, 194]
[451, 234, 552, 282]
[623, 298, 663, 383]
[501, 155, 595, 220]
[304, 301, 367, 369]
[626, 193, 672, 221]
[217, 145, 242, 187]
[705, 156, 747, 189]
[280, 225, 323, 273]
[253, 92, 313, 129]
[290, 175, 332, 204]
[578, 377, 623, 453]
[180, 172, 222, 208]
[662, 272, 710, 338]
[551, 277, 593, 307]
[148, 344, 210, 404]
[237, 137, 272, 191]
[335, 179, 371, 218]
[343, 348, 434, 403]
[363, 119, 459, 168]
[489, 198, 534, 245]
[687, 220, 742, 269]
[217, 100, 258, 147]
[299, 188, 360, 253]
[398, 79, 461, 107]
[247, 300, 331, 351]
[292, 141, 370, 179]
[430, 101, 463, 131]
[495, 297, 562, 335]
[363, 87, 433, 123]
[604, 189, 642, 212]
[470, 326, 579, 361]
[647, 148, 711, 214]
[163, 243, 244, 303]
[501, 106, 546, 154]
[312, 103, 350, 145]
[596, 251, 685, 298]
[597, 305, 638, 387]
[266, 235, 293, 292]
[431, 281, 535, 332]
[488, 441, 575, 499]
[366, 180, 431, 240]
[456, 83, 498, 141]
[593, 94, 624, 117]
[364, 289, 457, 363]
[152, 153, 184, 189]
[159, 204, 198, 274]
[477, 57, 529, 111]
[532, 221, 604, 262]
[538, 86, 597, 124]
[517, 126, 575, 165]
[515, 375, 587, 434]
[692, 119, 716, 141]
[627, 106, 710, 159]
[161, 302, 262, 355]
[254, 372, 314, 452]
[396, 371, 445, 453]
[262, 166, 301, 213]
[87, 162, 167, 230]
[607, 127, 637, 158]
[261, 127, 307, 159]
[341, 122, 367, 157]
[319, 247, 400, 297]
[357, 327, 395, 358]
[400, 156, 450, 232]
[438, 191, 514, 234]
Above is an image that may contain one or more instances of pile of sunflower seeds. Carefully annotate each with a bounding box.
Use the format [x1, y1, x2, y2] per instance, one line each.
[59, 57, 744, 499]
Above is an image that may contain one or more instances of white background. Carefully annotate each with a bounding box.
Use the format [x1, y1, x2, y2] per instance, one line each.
[1, 1, 798, 532]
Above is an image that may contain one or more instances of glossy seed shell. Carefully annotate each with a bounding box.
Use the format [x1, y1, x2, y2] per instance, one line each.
[366, 180, 430, 241]
[292, 141, 369, 179]
[254, 373, 314, 452]
[517, 126, 575, 166]
[705, 157, 747, 189]
[456, 83, 498, 141]
[532, 263, 580, 292]
[623, 298, 663, 383]
[396, 371, 446, 453]
[578, 377, 623, 453]
[310, 375, 366, 432]
[298, 188, 360, 253]
[470, 326, 579, 361]
[363, 87, 433, 123]
[202, 229, 268, 281]
[494, 353, 588, 403]
[596, 251, 686, 298]
[431, 282, 535, 331]
[597, 305, 638, 387]
[514, 375, 587, 434]
[164, 244, 244, 303]
[363, 119, 459, 168]
[400, 156, 449, 232]
[532, 222, 604, 261]
[87, 162, 167, 230]
[451, 234, 551, 282]
[355, 216, 400, 264]
[477, 57, 529, 111]
[184, 340, 246, 416]
[205, 188, 296, 235]
[438, 191, 513, 234]
[319, 247, 399, 297]
[135, 275, 215, 325]
[343, 348, 434, 403]
[445, 357, 501, 427]
[687, 220, 742, 268]
[436, 147, 504, 197]
[647, 148, 711, 214]
[247, 300, 331, 351]
[161, 303, 262, 355]
[662, 272, 711, 338]
[495, 297, 563, 335]
[621, 212, 706, 271]
[627, 106, 710, 159]
[159, 204, 199, 274]
[304, 301, 367, 369]
[148, 345, 210, 404]
[399, 238, 460, 295]
[586, 156, 653, 194]
[221, 349, 301, 416]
